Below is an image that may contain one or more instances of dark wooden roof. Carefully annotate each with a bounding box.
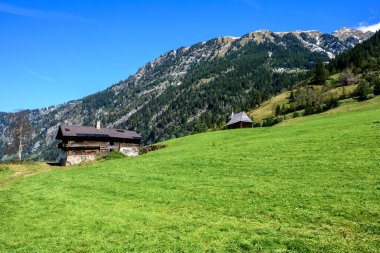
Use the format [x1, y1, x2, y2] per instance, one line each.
[227, 112, 253, 125]
[56, 124, 141, 141]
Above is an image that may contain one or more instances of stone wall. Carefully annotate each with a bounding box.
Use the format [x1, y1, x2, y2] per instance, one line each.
[61, 144, 140, 166]
[120, 146, 139, 156]
[65, 154, 97, 166]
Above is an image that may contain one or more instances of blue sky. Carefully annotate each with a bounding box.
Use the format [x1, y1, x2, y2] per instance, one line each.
[1, 0, 379, 112]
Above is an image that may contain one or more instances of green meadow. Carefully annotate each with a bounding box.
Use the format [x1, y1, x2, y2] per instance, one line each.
[0, 97, 379, 252]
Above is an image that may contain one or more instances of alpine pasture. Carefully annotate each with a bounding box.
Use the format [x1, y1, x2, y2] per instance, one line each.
[0, 97, 379, 252]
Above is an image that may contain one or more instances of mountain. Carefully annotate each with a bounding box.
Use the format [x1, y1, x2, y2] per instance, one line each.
[332, 27, 373, 44]
[329, 29, 380, 72]
[0, 27, 374, 161]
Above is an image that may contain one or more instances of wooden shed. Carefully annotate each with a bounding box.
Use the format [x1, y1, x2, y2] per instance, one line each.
[55, 122, 141, 166]
[227, 112, 253, 129]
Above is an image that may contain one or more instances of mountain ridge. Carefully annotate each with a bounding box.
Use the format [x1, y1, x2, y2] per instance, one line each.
[0, 27, 374, 161]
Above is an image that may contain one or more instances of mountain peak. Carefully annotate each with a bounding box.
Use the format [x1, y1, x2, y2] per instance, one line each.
[222, 36, 240, 40]
[1, 26, 376, 161]
[334, 27, 355, 32]
[332, 27, 373, 42]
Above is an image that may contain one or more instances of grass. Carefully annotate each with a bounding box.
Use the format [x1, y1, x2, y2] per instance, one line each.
[97, 151, 126, 161]
[325, 84, 357, 99]
[0, 97, 380, 252]
[249, 84, 359, 124]
[249, 91, 290, 122]
[0, 162, 55, 188]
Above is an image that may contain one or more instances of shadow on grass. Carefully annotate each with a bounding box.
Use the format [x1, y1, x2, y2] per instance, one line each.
[47, 162, 61, 167]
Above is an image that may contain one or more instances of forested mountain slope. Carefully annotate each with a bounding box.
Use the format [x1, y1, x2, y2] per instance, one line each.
[0, 28, 373, 161]
[329, 29, 380, 72]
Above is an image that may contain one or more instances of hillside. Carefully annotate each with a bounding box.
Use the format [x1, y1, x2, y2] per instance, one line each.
[248, 83, 359, 124]
[330, 29, 380, 72]
[0, 27, 373, 161]
[249, 30, 380, 124]
[0, 96, 379, 252]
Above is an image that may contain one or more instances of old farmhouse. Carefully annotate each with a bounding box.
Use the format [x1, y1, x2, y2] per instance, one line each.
[227, 112, 254, 129]
[56, 122, 141, 166]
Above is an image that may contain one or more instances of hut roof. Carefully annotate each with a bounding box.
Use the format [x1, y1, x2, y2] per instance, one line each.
[227, 112, 253, 125]
[56, 124, 141, 141]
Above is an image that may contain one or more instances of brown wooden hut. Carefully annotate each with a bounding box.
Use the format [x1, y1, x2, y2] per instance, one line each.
[227, 112, 253, 129]
[56, 121, 141, 166]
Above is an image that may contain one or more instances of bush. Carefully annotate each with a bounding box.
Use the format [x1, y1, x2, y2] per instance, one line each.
[262, 117, 283, 127]
[275, 105, 281, 116]
[139, 144, 167, 155]
[304, 105, 322, 116]
[356, 80, 370, 101]
[364, 72, 377, 83]
[324, 98, 339, 110]
[374, 79, 380, 96]
[253, 122, 262, 127]
[98, 151, 125, 161]
[339, 70, 357, 86]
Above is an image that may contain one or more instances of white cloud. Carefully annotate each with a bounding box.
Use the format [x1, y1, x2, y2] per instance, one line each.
[25, 69, 55, 83]
[0, 2, 43, 18]
[0, 57, 55, 83]
[357, 21, 380, 32]
[0, 2, 91, 23]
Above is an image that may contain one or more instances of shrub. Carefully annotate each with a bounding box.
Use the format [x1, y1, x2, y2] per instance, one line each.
[98, 151, 125, 161]
[374, 78, 380, 96]
[253, 122, 262, 127]
[356, 80, 370, 101]
[339, 70, 357, 86]
[324, 98, 339, 110]
[262, 117, 283, 127]
[304, 105, 316, 116]
[275, 105, 281, 116]
[139, 144, 167, 155]
[364, 72, 377, 83]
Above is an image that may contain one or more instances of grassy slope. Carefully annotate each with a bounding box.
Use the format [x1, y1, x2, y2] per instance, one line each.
[249, 91, 291, 122]
[0, 163, 54, 188]
[0, 98, 380, 252]
[248, 85, 358, 123]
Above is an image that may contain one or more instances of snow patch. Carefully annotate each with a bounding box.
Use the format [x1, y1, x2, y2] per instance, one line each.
[223, 36, 240, 40]
[326, 52, 335, 59]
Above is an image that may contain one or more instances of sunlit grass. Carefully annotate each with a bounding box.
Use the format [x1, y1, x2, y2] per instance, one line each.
[0, 162, 54, 188]
[0, 97, 379, 252]
[249, 91, 290, 122]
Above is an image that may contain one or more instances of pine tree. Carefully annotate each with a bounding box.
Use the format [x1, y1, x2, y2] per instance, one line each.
[314, 60, 328, 84]
[275, 105, 281, 116]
